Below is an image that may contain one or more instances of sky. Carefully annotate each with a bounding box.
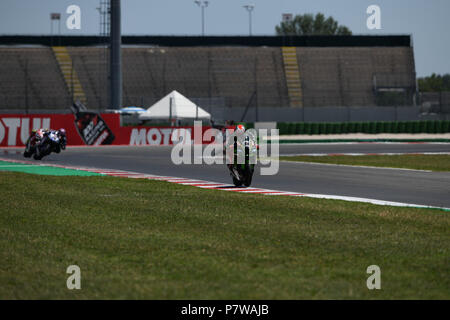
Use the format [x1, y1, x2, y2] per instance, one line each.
[0, 0, 449, 77]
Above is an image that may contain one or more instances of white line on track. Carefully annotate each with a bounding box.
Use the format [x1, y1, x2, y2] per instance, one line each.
[277, 142, 450, 145]
[280, 160, 434, 172]
[280, 152, 450, 156]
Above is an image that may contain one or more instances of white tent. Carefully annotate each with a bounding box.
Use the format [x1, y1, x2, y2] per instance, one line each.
[139, 90, 211, 121]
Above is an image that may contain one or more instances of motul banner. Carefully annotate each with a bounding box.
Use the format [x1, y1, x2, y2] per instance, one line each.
[0, 114, 212, 147]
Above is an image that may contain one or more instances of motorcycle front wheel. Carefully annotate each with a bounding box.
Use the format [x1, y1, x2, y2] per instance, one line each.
[243, 175, 252, 187]
[243, 166, 254, 187]
[232, 176, 243, 187]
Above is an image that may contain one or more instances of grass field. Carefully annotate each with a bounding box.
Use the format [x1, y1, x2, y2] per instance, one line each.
[0, 171, 449, 299]
[280, 154, 450, 171]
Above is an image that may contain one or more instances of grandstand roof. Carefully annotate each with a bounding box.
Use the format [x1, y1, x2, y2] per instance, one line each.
[0, 35, 412, 47]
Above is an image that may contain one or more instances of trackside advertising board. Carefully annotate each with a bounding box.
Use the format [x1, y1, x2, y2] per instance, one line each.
[0, 114, 211, 147]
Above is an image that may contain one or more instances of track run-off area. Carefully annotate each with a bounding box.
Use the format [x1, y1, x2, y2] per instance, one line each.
[1, 142, 450, 210]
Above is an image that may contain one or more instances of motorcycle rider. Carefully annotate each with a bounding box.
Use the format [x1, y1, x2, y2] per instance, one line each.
[226, 124, 246, 171]
[34, 128, 67, 158]
[56, 128, 67, 150]
[36, 128, 50, 139]
[23, 128, 49, 158]
[225, 124, 258, 187]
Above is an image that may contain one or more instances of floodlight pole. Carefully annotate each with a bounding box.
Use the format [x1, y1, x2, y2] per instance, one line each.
[110, 0, 122, 110]
[243, 4, 254, 36]
[194, 0, 209, 36]
[50, 13, 61, 46]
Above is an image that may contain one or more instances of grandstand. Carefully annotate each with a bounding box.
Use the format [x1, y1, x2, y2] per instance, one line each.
[0, 35, 417, 118]
[0, 47, 70, 111]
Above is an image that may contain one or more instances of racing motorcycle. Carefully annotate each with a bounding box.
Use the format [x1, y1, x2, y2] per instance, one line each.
[228, 134, 257, 187]
[25, 130, 65, 160]
[23, 129, 45, 159]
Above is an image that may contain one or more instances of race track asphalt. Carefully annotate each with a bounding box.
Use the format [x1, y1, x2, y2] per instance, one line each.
[1, 143, 450, 208]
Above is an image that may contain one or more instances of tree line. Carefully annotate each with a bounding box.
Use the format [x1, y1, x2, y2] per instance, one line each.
[275, 13, 352, 36]
[418, 74, 450, 92]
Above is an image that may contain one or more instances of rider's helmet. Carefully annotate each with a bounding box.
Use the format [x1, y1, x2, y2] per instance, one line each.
[58, 128, 66, 137]
[235, 124, 245, 135]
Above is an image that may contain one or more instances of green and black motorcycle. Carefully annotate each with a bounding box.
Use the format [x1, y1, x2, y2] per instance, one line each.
[228, 134, 257, 187]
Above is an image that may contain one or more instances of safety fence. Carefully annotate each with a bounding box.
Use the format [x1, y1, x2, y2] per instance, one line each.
[238, 120, 450, 135]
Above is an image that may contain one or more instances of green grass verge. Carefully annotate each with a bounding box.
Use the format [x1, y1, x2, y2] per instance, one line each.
[0, 172, 449, 299]
[280, 154, 450, 172]
[0, 160, 102, 176]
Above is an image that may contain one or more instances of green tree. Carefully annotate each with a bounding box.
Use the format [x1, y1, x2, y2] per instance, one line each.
[275, 13, 352, 36]
[418, 73, 450, 92]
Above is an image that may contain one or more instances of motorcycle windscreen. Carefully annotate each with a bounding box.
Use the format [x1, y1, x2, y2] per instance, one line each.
[74, 112, 115, 145]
